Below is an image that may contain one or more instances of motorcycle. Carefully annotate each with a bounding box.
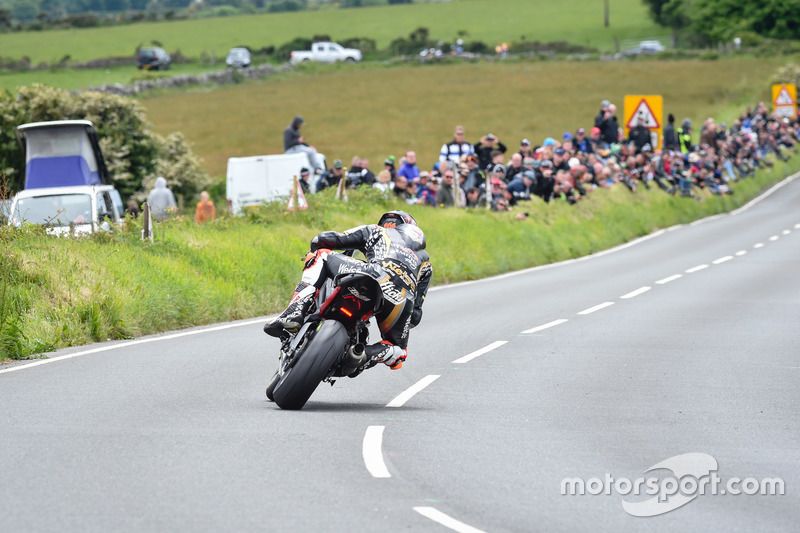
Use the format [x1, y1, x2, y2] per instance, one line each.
[266, 261, 385, 410]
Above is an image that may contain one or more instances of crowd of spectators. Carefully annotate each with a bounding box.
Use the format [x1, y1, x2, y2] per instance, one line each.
[302, 100, 799, 214]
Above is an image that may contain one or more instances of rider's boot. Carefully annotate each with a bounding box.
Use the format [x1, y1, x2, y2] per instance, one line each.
[263, 282, 315, 337]
[365, 340, 407, 370]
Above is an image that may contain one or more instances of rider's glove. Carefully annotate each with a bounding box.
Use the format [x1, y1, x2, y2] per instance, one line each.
[410, 307, 423, 328]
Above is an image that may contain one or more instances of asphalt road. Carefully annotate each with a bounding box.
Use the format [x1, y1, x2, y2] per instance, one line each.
[2, 177, 798, 532]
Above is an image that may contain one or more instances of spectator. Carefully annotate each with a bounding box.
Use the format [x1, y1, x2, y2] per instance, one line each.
[283, 115, 324, 175]
[595, 101, 619, 145]
[373, 169, 393, 193]
[319, 159, 344, 191]
[147, 176, 177, 220]
[440, 125, 475, 168]
[574, 128, 593, 154]
[562, 132, 574, 153]
[384, 156, 397, 181]
[436, 169, 464, 207]
[346, 156, 363, 188]
[518, 138, 534, 159]
[405, 181, 421, 205]
[506, 170, 536, 202]
[462, 154, 485, 191]
[416, 171, 437, 206]
[297, 167, 312, 195]
[194, 190, 216, 223]
[533, 159, 556, 202]
[678, 118, 693, 153]
[552, 147, 569, 172]
[663, 114, 677, 151]
[359, 159, 376, 187]
[628, 113, 652, 152]
[396, 150, 420, 182]
[589, 127, 610, 159]
[504, 153, 524, 183]
[465, 186, 487, 208]
[393, 175, 412, 202]
[125, 200, 141, 219]
[423, 176, 440, 205]
[474, 133, 507, 171]
[700, 117, 717, 148]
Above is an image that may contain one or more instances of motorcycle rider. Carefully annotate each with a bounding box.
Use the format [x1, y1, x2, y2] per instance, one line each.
[264, 210, 432, 370]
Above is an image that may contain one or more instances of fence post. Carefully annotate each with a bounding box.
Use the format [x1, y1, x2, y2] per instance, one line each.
[142, 202, 153, 241]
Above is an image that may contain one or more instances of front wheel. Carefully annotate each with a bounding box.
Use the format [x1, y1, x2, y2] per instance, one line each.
[266, 370, 280, 401]
[272, 320, 348, 410]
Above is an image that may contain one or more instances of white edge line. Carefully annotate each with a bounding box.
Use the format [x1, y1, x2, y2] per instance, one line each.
[685, 264, 709, 273]
[712, 255, 733, 264]
[521, 318, 568, 334]
[0, 318, 266, 375]
[577, 302, 614, 315]
[656, 274, 682, 285]
[621, 286, 651, 299]
[413, 507, 486, 533]
[730, 171, 800, 215]
[386, 375, 441, 408]
[451, 341, 507, 364]
[363, 426, 391, 478]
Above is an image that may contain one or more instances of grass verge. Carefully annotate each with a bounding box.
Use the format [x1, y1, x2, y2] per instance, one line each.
[1, 158, 797, 362]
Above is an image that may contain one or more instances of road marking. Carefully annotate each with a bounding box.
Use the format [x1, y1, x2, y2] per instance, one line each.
[769, 235, 779, 241]
[363, 426, 391, 478]
[0, 318, 267, 375]
[735, 250, 747, 256]
[656, 274, 682, 285]
[730, 171, 800, 215]
[685, 264, 709, 273]
[754, 243, 764, 249]
[386, 375, 441, 407]
[621, 286, 651, 299]
[713, 255, 733, 264]
[795, 223, 800, 229]
[521, 319, 568, 334]
[577, 302, 614, 315]
[451, 341, 507, 364]
[413, 507, 486, 533]
[782, 229, 791, 235]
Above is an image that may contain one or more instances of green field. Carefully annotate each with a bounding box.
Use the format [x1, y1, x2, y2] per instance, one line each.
[0, 0, 661, 65]
[140, 57, 791, 179]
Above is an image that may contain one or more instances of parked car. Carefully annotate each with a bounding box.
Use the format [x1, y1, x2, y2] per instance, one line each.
[618, 40, 667, 58]
[290, 42, 362, 64]
[136, 47, 172, 70]
[226, 47, 252, 68]
[8, 185, 123, 236]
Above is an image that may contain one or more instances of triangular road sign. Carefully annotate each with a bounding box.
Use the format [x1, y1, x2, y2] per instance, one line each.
[775, 86, 795, 105]
[287, 176, 308, 210]
[626, 99, 661, 129]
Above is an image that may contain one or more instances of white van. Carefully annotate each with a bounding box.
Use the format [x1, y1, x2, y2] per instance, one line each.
[226, 152, 323, 215]
[8, 185, 123, 236]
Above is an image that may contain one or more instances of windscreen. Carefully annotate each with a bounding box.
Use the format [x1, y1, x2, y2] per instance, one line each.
[11, 193, 93, 227]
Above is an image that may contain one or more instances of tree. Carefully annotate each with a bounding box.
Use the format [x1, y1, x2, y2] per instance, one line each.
[641, 0, 691, 43]
[11, 0, 39, 21]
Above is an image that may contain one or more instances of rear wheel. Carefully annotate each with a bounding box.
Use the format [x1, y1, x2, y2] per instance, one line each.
[272, 320, 348, 410]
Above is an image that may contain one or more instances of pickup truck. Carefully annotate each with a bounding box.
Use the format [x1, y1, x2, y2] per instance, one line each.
[290, 42, 362, 64]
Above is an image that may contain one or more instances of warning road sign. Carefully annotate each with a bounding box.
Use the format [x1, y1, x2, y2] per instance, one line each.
[772, 84, 797, 118]
[623, 95, 663, 148]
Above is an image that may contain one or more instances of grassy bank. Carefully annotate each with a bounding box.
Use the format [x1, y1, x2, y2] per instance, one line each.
[1, 161, 797, 362]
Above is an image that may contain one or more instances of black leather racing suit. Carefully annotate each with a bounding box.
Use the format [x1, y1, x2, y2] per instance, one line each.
[307, 223, 432, 350]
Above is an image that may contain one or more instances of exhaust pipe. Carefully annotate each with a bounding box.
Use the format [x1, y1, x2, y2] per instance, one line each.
[341, 343, 366, 375]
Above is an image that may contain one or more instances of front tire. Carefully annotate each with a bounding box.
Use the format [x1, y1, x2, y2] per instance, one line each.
[272, 320, 348, 410]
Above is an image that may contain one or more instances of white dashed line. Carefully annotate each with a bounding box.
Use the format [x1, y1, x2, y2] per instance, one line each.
[686, 264, 709, 273]
[656, 274, 682, 285]
[621, 286, 651, 299]
[363, 426, 391, 478]
[713, 256, 733, 264]
[413, 507, 486, 533]
[451, 341, 507, 364]
[754, 243, 764, 248]
[795, 223, 800, 229]
[735, 250, 747, 256]
[782, 229, 791, 235]
[521, 319, 568, 334]
[386, 375, 441, 407]
[769, 235, 779, 241]
[578, 302, 615, 315]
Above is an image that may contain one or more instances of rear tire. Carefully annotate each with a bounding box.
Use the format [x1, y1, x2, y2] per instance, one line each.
[272, 320, 348, 410]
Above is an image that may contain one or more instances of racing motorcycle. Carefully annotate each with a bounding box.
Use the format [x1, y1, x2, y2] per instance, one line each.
[266, 264, 384, 410]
